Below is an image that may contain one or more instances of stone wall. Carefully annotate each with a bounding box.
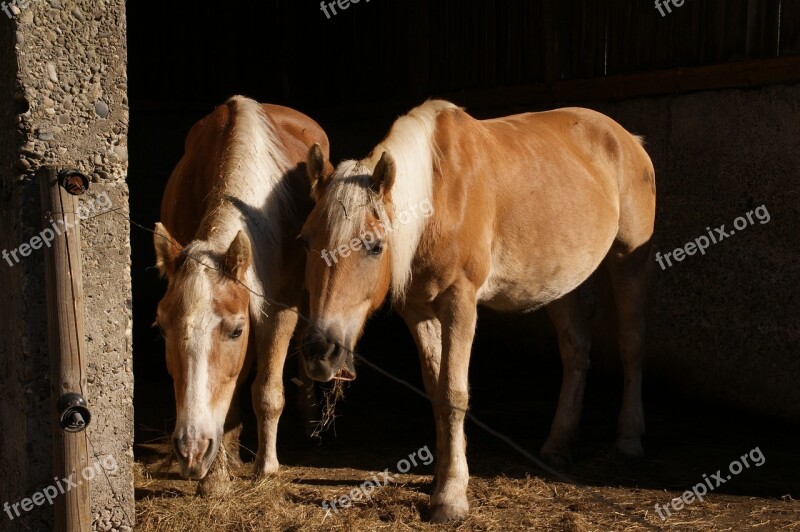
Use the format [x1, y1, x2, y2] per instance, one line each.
[0, 1, 134, 530]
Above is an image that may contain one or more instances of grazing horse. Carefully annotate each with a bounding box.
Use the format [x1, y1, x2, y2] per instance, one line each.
[153, 96, 332, 494]
[300, 100, 655, 522]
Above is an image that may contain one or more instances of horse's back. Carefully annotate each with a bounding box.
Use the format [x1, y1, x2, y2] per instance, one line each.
[482, 106, 652, 187]
[260, 103, 331, 160]
[161, 103, 232, 244]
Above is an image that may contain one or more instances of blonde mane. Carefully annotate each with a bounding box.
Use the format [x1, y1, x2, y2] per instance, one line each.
[322, 100, 458, 300]
[197, 96, 291, 246]
[192, 95, 292, 319]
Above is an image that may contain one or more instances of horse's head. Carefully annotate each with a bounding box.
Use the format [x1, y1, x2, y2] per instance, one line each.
[153, 225, 252, 479]
[299, 145, 396, 382]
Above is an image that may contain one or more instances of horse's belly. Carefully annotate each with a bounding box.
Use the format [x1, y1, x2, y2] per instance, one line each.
[477, 272, 574, 312]
[476, 241, 611, 313]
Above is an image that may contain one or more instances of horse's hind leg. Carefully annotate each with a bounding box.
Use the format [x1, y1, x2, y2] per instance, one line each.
[541, 291, 591, 468]
[605, 240, 652, 459]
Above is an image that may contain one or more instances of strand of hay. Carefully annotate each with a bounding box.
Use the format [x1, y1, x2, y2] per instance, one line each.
[310, 380, 345, 440]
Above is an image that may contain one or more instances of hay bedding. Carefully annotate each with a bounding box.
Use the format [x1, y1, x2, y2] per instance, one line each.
[135, 386, 799, 530]
[136, 380, 799, 529]
[135, 454, 798, 531]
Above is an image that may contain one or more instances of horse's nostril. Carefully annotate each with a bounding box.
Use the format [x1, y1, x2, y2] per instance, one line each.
[304, 338, 335, 361]
[172, 437, 186, 459]
[204, 438, 215, 461]
[322, 342, 336, 359]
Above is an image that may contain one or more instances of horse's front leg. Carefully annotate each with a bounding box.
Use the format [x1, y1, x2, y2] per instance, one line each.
[401, 306, 444, 488]
[252, 306, 299, 477]
[429, 285, 477, 523]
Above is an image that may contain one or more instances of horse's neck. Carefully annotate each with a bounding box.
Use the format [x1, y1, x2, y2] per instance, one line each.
[198, 180, 301, 316]
[197, 164, 293, 244]
[198, 206, 250, 250]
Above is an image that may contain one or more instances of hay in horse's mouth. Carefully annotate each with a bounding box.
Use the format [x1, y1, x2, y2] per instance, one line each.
[332, 366, 356, 381]
[310, 379, 346, 439]
[309, 354, 355, 438]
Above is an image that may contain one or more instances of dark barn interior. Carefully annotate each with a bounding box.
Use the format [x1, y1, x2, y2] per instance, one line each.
[126, 1, 799, 529]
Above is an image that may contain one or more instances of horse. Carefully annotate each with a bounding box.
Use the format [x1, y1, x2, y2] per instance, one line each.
[299, 100, 656, 522]
[153, 96, 332, 495]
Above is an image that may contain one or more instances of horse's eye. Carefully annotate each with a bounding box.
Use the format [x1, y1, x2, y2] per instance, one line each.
[368, 241, 384, 255]
[229, 328, 244, 339]
[299, 234, 310, 252]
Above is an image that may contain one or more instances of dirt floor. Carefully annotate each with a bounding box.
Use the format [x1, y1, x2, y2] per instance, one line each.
[134, 377, 799, 531]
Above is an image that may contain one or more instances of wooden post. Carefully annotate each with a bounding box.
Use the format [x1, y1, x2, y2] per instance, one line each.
[40, 167, 92, 531]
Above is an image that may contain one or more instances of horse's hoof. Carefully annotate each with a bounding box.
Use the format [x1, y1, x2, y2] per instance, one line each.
[254, 460, 280, 479]
[541, 452, 570, 470]
[196, 477, 230, 498]
[429, 503, 468, 524]
[540, 445, 571, 470]
[614, 438, 645, 464]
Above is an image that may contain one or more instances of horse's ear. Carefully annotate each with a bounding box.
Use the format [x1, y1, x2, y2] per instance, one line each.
[153, 223, 182, 278]
[224, 230, 251, 282]
[371, 151, 396, 197]
[307, 143, 332, 201]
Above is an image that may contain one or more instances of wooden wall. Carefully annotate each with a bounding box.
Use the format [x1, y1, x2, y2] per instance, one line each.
[128, 0, 800, 108]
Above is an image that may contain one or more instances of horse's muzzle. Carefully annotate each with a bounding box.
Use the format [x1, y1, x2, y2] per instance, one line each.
[302, 327, 356, 382]
[173, 427, 220, 479]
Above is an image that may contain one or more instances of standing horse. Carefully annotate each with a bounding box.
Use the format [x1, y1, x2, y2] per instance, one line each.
[154, 96, 332, 494]
[300, 100, 655, 522]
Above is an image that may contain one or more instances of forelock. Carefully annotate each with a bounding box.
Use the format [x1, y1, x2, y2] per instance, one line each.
[169, 242, 221, 309]
[321, 160, 390, 247]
